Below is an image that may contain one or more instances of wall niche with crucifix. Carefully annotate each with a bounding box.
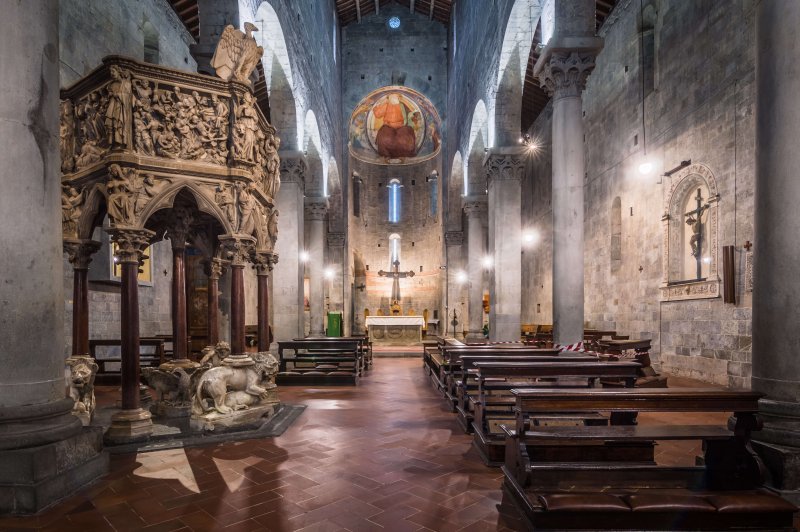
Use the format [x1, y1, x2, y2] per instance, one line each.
[660, 163, 721, 301]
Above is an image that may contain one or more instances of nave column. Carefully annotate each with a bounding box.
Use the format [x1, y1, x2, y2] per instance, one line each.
[534, 0, 602, 346]
[445, 231, 465, 339]
[253, 251, 277, 351]
[272, 153, 306, 345]
[485, 148, 524, 341]
[0, 2, 107, 512]
[751, 0, 800, 503]
[463, 197, 487, 342]
[305, 198, 328, 336]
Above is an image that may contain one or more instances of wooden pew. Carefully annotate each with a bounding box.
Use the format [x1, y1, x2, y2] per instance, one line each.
[90, 338, 167, 385]
[501, 387, 796, 530]
[424, 337, 463, 392]
[277, 339, 362, 385]
[439, 345, 559, 405]
[293, 336, 372, 372]
[471, 360, 641, 466]
[454, 354, 599, 433]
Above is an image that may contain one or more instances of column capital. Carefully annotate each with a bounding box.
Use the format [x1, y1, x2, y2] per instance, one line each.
[219, 235, 256, 267]
[327, 232, 346, 248]
[107, 228, 154, 264]
[462, 196, 488, 218]
[164, 205, 194, 251]
[485, 148, 527, 184]
[445, 231, 464, 246]
[536, 50, 598, 99]
[205, 257, 227, 280]
[305, 197, 329, 220]
[279, 151, 307, 185]
[252, 250, 277, 275]
[63, 238, 102, 270]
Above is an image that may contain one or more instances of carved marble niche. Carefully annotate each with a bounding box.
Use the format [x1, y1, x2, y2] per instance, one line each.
[661, 163, 721, 301]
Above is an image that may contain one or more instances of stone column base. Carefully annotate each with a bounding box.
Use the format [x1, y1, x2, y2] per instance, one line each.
[0, 426, 108, 514]
[465, 331, 486, 343]
[751, 397, 800, 505]
[104, 408, 153, 444]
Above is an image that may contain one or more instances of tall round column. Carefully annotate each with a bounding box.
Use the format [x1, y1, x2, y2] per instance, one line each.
[0, 2, 108, 512]
[751, 0, 800, 501]
[171, 243, 188, 360]
[486, 149, 524, 341]
[464, 197, 487, 342]
[105, 229, 154, 444]
[305, 199, 328, 336]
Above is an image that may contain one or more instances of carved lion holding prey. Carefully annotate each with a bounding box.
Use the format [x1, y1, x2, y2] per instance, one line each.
[191, 353, 278, 415]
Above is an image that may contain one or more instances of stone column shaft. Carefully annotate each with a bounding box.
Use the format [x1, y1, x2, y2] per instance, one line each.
[220, 236, 254, 355]
[254, 252, 276, 351]
[305, 199, 328, 336]
[172, 245, 188, 360]
[464, 197, 487, 341]
[751, 0, 800, 501]
[445, 231, 465, 339]
[486, 150, 524, 341]
[64, 240, 101, 356]
[205, 259, 225, 346]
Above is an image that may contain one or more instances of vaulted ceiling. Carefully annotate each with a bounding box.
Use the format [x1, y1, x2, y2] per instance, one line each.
[336, 0, 453, 26]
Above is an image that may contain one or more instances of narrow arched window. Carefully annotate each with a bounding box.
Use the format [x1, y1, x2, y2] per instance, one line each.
[143, 21, 160, 64]
[388, 178, 401, 223]
[389, 233, 401, 266]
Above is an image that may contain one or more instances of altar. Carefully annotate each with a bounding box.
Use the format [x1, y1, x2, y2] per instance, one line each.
[365, 316, 425, 346]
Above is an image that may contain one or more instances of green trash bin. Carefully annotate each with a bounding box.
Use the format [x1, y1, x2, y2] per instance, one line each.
[326, 311, 342, 337]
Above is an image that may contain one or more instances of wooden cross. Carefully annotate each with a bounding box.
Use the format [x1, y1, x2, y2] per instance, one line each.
[378, 260, 415, 302]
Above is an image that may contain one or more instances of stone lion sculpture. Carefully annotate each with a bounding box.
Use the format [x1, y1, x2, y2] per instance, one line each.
[191, 353, 278, 415]
[66, 356, 99, 425]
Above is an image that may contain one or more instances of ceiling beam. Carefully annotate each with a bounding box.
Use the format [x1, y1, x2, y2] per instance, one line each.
[429, 0, 435, 20]
[356, 0, 362, 23]
[375, 0, 380, 16]
[410, 0, 415, 14]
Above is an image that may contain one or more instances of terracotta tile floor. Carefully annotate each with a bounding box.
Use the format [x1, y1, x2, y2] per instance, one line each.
[0, 360, 729, 531]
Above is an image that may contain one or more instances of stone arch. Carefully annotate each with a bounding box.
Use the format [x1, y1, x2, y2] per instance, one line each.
[303, 110, 326, 196]
[327, 156, 343, 230]
[254, 1, 301, 150]
[137, 181, 235, 235]
[74, 183, 109, 240]
[447, 151, 464, 230]
[465, 100, 489, 195]
[142, 19, 160, 64]
[495, 0, 541, 145]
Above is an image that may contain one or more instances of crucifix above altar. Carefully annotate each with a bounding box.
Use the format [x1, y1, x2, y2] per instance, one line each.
[377, 260, 415, 302]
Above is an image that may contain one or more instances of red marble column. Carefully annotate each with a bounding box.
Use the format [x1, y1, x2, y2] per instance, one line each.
[254, 252, 275, 351]
[206, 258, 224, 346]
[64, 240, 101, 356]
[220, 236, 254, 355]
[171, 244, 188, 360]
[105, 228, 154, 443]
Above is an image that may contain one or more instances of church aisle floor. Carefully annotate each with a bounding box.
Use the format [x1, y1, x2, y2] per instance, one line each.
[0, 359, 526, 532]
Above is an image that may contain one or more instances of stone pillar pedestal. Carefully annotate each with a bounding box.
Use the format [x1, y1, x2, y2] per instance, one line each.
[486, 148, 524, 341]
[305, 198, 328, 336]
[463, 197, 487, 342]
[751, 0, 800, 504]
[534, 0, 602, 346]
[272, 153, 306, 346]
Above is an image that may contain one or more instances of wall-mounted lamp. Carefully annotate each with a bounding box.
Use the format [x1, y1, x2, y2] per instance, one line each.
[657, 159, 691, 184]
[299, 251, 310, 262]
[482, 255, 493, 269]
[519, 133, 541, 153]
[324, 267, 335, 280]
[455, 271, 468, 284]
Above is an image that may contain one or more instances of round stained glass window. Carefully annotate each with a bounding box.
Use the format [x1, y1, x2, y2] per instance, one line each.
[388, 16, 401, 29]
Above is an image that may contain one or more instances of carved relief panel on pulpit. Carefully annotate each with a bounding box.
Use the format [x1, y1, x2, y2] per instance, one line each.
[661, 163, 721, 301]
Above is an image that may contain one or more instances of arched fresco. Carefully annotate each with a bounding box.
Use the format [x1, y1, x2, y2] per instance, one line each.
[349, 86, 441, 166]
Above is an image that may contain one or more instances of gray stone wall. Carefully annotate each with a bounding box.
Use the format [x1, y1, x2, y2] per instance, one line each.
[524, 0, 756, 387]
[60, 0, 196, 86]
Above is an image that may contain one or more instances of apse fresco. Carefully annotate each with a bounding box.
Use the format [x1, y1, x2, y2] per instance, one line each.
[349, 86, 441, 165]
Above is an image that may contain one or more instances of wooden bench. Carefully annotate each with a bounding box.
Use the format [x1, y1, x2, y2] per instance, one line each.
[294, 336, 372, 372]
[277, 339, 362, 385]
[501, 388, 797, 530]
[439, 345, 559, 405]
[90, 338, 167, 385]
[423, 337, 463, 392]
[471, 361, 641, 466]
[454, 354, 599, 433]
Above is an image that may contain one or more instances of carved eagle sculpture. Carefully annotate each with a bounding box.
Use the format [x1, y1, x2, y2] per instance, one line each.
[211, 23, 264, 84]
